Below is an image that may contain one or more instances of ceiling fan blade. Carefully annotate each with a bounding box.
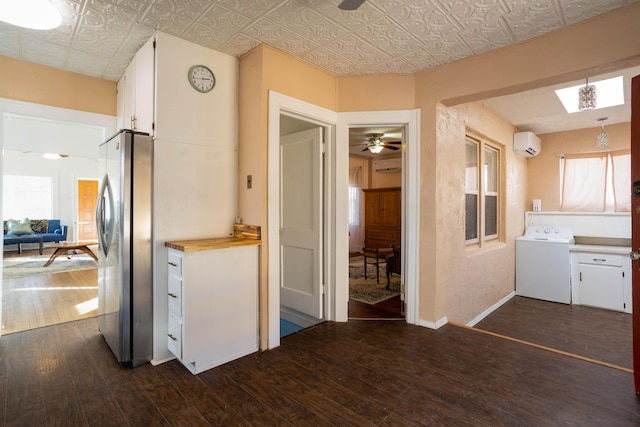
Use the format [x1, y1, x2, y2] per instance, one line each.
[361, 147, 370, 152]
[338, 0, 366, 10]
[385, 140, 402, 144]
[383, 145, 400, 150]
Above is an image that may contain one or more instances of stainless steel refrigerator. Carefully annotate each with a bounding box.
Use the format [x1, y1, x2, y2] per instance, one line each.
[96, 129, 153, 368]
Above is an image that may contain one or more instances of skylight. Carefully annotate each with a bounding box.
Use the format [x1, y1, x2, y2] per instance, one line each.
[555, 76, 624, 113]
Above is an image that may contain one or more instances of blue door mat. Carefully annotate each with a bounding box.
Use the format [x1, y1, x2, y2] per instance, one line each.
[280, 319, 304, 338]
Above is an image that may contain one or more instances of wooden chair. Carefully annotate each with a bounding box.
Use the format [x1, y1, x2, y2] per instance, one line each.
[385, 246, 401, 289]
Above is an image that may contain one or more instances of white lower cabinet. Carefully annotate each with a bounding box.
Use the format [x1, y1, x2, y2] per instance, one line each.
[570, 247, 631, 313]
[167, 245, 259, 374]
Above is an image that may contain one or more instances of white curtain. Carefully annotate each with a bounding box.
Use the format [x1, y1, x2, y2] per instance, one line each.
[348, 166, 362, 253]
[561, 153, 608, 211]
[612, 150, 631, 212]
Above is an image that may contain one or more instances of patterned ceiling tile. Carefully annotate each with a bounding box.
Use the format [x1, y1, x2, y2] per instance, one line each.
[198, 5, 253, 35]
[152, 0, 214, 20]
[295, 17, 350, 44]
[241, 17, 294, 45]
[459, 18, 516, 54]
[266, 0, 324, 31]
[19, 35, 68, 69]
[99, 0, 149, 13]
[437, 0, 509, 30]
[562, 0, 636, 21]
[216, 0, 288, 19]
[140, 5, 194, 36]
[213, 32, 262, 57]
[271, 34, 321, 56]
[356, 16, 422, 56]
[0, 0, 635, 81]
[65, 49, 111, 77]
[181, 24, 235, 50]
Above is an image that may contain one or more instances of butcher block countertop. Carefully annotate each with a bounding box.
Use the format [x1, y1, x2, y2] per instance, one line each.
[165, 237, 261, 253]
[165, 223, 262, 253]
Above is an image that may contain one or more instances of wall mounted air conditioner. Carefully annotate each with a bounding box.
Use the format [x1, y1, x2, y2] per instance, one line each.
[373, 158, 402, 173]
[513, 131, 541, 158]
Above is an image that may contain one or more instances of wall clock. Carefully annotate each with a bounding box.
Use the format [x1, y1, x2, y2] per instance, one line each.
[187, 65, 215, 93]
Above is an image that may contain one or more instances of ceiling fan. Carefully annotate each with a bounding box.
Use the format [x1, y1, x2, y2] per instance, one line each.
[338, 0, 366, 11]
[350, 133, 401, 154]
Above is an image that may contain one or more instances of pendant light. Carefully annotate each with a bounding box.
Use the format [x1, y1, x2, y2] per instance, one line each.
[597, 117, 609, 149]
[578, 77, 597, 111]
[0, 0, 61, 30]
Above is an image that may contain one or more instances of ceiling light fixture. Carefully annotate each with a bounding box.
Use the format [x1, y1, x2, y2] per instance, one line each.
[368, 143, 384, 154]
[578, 78, 597, 111]
[597, 117, 609, 148]
[555, 76, 624, 114]
[0, 0, 61, 30]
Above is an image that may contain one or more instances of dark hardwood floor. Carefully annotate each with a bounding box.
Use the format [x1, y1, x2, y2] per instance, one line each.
[349, 295, 404, 319]
[474, 296, 633, 371]
[1, 314, 639, 425]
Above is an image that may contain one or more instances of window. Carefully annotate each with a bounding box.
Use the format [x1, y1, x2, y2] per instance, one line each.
[560, 150, 630, 212]
[2, 175, 53, 219]
[465, 137, 500, 245]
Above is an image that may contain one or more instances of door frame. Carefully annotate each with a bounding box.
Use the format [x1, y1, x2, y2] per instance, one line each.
[268, 91, 421, 348]
[268, 91, 338, 349]
[338, 110, 420, 325]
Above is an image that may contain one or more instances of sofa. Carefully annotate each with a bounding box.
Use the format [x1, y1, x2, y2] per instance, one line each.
[3, 219, 68, 254]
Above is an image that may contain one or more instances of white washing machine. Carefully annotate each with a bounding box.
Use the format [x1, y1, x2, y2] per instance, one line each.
[515, 226, 575, 304]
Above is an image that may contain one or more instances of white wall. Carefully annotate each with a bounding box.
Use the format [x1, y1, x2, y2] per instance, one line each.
[1, 100, 114, 244]
[150, 32, 239, 364]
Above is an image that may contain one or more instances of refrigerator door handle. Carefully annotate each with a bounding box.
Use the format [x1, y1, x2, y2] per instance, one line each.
[96, 174, 115, 257]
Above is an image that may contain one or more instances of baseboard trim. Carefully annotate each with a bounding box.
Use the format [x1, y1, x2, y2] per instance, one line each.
[150, 355, 175, 366]
[465, 291, 515, 327]
[417, 316, 448, 329]
[281, 306, 320, 328]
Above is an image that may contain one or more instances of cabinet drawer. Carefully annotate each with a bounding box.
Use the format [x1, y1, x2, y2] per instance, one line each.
[168, 274, 182, 318]
[168, 251, 183, 276]
[577, 253, 622, 267]
[167, 315, 182, 358]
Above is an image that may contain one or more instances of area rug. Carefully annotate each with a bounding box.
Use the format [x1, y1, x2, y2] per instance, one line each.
[349, 256, 400, 305]
[3, 254, 97, 280]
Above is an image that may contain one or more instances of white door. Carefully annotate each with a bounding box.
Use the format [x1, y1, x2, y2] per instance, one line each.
[280, 127, 323, 319]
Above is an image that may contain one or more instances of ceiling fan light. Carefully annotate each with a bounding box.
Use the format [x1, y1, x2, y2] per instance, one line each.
[43, 153, 61, 159]
[0, 0, 61, 30]
[368, 144, 384, 154]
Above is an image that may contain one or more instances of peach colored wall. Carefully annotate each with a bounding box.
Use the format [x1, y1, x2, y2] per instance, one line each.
[527, 123, 630, 212]
[337, 74, 415, 112]
[370, 156, 402, 188]
[415, 2, 640, 324]
[438, 102, 525, 324]
[0, 55, 116, 115]
[238, 45, 338, 349]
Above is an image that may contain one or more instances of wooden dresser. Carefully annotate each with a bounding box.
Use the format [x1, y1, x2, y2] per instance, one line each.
[363, 187, 401, 249]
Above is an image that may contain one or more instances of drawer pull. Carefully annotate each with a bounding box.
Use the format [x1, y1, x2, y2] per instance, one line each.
[168, 333, 177, 341]
[592, 258, 606, 263]
[168, 293, 178, 299]
[168, 261, 178, 267]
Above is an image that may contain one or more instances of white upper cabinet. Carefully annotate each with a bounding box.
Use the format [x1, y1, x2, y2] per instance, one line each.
[116, 36, 155, 135]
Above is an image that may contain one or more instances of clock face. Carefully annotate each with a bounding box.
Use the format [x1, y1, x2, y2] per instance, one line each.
[188, 65, 215, 93]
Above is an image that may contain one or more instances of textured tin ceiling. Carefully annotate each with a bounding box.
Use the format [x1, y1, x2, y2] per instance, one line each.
[0, 0, 635, 82]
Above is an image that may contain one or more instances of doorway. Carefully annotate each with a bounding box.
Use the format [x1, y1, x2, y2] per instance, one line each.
[77, 178, 98, 241]
[267, 92, 421, 349]
[348, 127, 404, 319]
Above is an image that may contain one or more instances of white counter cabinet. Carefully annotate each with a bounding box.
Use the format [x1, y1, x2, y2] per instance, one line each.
[166, 241, 259, 374]
[570, 245, 631, 313]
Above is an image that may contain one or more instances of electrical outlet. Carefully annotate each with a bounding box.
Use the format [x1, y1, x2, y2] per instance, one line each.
[247, 175, 252, 189]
